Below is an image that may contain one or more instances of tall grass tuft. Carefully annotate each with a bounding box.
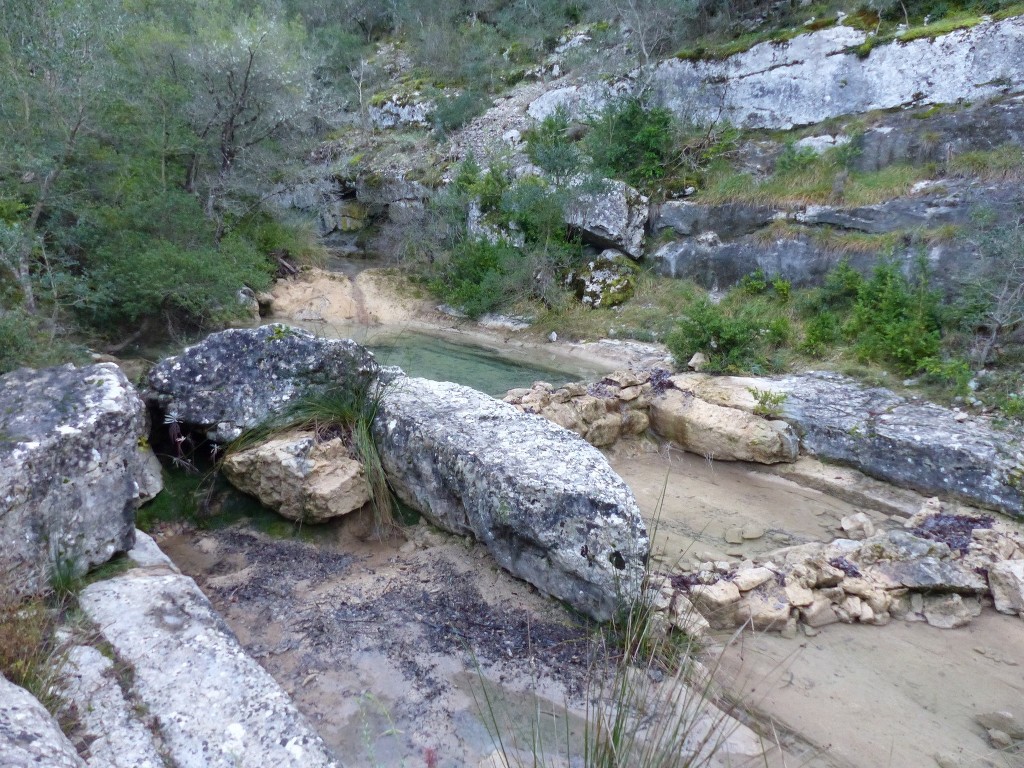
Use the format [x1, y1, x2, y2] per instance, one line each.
[225, 377, 397, 536]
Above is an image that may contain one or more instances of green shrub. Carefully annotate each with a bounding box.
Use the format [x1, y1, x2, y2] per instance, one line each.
[430, 238, 523, 318]
[846, 258, 942, 374]
[774, 141, 818, 174]
[667, 297, 789, 374]
[431, 89, 489, 135]
[523, 108, 583, 182]
[584, 98, 678, 190]
[0, 310, 84, 375]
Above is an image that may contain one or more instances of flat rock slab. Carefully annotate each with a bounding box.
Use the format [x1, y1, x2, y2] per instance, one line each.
[79, 569, 339, 768]
[145, 325, 378, 443]
[59, 645, 165, 768]
[773, 372, 1024, 517]
[374, 376, 649, 621]
[0, 363, 158, 602]
[0, 674, 85, 768]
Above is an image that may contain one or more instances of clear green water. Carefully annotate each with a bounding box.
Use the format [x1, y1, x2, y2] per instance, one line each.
[368, 334, 597, 397]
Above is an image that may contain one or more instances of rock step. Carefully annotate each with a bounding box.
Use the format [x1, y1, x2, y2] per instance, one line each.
[79, 557, 339, 768]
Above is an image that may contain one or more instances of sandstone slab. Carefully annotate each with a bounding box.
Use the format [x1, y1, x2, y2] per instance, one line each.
[649, 389, 798, 464]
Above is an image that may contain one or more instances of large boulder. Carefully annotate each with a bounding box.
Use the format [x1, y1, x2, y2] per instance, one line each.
[0, 675, 85, 768]
[221, 429, 370, 523]
[567, 249, 637, 308]
[0, 364, 159, 604]
[145, 325, 379, 443]
[565, 178, 649, 259]
[649, 389, 799, 464]
[373, 375, 650, 621]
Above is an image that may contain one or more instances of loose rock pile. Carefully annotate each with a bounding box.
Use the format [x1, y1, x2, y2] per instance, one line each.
[647, 499, 1024, 639]
[503, 371, 654, 448]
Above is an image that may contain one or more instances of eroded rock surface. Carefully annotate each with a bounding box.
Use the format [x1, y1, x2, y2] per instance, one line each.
[375, 375, 649, 621]
[146, 325, 378, 443]
[222, 429, 370, 523]
[59, 645, 165, 768]
[79, 568, 339, 768]
[564, 178, 649, 258]
[0, 363, 158, 603]
[773, 372, 1024, 517]
[0, 675, 85, 768]
[650, 18, 1024, 129]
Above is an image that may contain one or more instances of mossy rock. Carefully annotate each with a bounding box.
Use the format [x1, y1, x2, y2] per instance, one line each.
[568, 250, 638, 309]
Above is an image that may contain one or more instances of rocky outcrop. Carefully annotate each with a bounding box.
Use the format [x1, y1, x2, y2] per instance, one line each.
[0, 364, 160, 604]
[649, 18, 1024, 130]
[504, 373, 654, 447]
[565, 178, 649, 258]
[79, 559, 339, 768]
[0, 675, 85, 768]
[222, 430, 370, 523]
[374, 375, 649, 621]
[652, 179, 1024, 290]
[145, 325, 379, 443]
[853, 95, 1024, 173]
[367, 95, 434, 129]
[773, 372, 1024, 517]
[649, 388, 799, 464]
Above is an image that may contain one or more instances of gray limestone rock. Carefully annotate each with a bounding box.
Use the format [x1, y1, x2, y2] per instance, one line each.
[651, 201, 778, 239]
[0, 363, 159, 603]
[565, 178, 649, 259]
[0, 675, 85, 768]
[145, 325, 379, 443]
[649, 19, 1024, 129]
[373, 375, 649, 621]
[59, 645, 165, 768]
[773, 372, 1024, 516]
[79, 570, 339, 768]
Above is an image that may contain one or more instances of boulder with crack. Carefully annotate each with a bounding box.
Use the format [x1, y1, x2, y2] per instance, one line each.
[145, 325, 379, 443]
[374, 375, 649, 621]
[649, 388, 799, 464]
[221, 429, 370, 523]
[0, 363, 161, 604]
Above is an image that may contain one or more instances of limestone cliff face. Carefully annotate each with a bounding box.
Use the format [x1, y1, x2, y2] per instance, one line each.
[530, 17, 1024, 130]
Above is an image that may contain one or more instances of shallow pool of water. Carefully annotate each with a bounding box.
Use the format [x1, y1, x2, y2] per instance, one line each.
[367, 333, 598, 397]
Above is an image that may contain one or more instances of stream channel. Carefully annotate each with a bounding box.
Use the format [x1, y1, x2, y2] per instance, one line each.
[156, 266, 1024, 768]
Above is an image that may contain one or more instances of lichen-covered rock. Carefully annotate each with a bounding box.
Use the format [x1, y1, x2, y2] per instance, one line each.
[567, 249, 637, 309]
[221, 430, 370, 523]
[59, 645, 165, 768]
[0, 364, 159, 604]
[649, 389, 798, 464]
[145, 325, 379, 443]
[565, 178, 649, 258]
[367, 95, 434, 129]
[650, 18, 1024, 129]
[79, 569, 339, 768]
[651, 201, 778, 239]
[0, 675, 85, 768]
[374, 375, 649, 621]
[772, 372, 1024, 517]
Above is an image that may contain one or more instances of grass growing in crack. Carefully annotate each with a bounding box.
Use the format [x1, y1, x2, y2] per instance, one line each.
[226, 379, 397, 536]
